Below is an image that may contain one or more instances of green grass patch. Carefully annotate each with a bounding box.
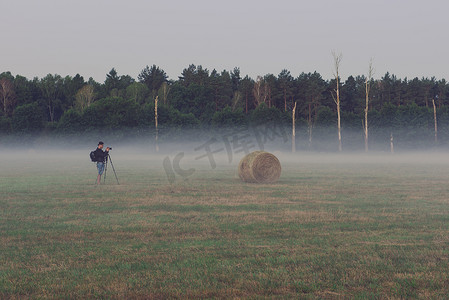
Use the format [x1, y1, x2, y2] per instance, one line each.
[1, 155, 449, 298]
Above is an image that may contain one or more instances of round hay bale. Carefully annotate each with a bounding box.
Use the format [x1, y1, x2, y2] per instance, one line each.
[238, 151, 281, 183]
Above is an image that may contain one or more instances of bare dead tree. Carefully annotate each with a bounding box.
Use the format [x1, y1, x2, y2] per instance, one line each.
[265, 83, 271, 108]
[253, 76, 267, 106]
[331, 51, 343, 152]
[0, 78, 16, 116]
[390, 133, 394, 154]
[433, 98, 438, 143]
[155, 96, 159, 152]
[75, 85, 95, 111]
[292, 101, 297, 153]
[232, 91, 242, 111]
[363, 59, 374, 152]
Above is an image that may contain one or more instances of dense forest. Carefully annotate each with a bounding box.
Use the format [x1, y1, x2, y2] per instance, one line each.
[1, 65, 449, 151]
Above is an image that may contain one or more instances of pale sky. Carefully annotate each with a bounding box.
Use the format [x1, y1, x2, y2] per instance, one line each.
[2, 0, 448, 82]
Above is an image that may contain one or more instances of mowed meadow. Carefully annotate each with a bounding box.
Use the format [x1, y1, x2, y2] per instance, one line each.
[1, 150, 449, 298]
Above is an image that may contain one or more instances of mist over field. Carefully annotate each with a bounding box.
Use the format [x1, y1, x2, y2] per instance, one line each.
[2, 126, 449, 185]
[3, 127, 449, 298]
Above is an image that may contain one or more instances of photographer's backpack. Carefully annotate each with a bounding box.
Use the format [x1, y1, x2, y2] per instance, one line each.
[90, 150, 96, 162]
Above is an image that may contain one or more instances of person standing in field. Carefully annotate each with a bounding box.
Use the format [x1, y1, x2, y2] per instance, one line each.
[93, 141, 110, 185]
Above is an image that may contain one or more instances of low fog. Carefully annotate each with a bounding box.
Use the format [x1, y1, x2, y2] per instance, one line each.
[2, 127, 449, 184]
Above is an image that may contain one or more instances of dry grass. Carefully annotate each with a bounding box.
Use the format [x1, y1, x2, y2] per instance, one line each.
[1, 153, 449, 298]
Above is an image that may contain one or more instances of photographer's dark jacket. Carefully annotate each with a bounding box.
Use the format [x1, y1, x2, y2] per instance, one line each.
[93, 148, 109, 163]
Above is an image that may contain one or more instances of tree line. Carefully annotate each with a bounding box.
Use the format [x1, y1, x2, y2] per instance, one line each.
[1, 64, 449, 151]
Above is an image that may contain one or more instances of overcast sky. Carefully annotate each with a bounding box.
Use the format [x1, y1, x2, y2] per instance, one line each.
[2, 0, 448, 82]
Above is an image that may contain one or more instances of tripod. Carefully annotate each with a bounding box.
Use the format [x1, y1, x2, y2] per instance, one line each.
[104, 153, 120, 185]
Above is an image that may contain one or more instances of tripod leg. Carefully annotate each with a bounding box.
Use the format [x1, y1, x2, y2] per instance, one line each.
[103, 160, 108, 184]
[108, 155, 120, 185]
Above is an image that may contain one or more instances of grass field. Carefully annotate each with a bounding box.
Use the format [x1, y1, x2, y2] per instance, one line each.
[1, 151, 449, 298]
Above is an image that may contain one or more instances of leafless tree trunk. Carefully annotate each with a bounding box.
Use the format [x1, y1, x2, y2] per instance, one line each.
[0, 78, 16, 116]
[390, 132, 394, 154]
[308, 103, 313, 148]
[155, 96, 159, 152]
[433, 99, 438, 143]
[253, 76, 267, 106]
[232, 91, 241, 111]
[292, 101, 297, 153]
[266, 84, 271, 108]
[75, 85, 95, 111]
[331, 51, 343, 152]
[363, 59, 374, 152]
